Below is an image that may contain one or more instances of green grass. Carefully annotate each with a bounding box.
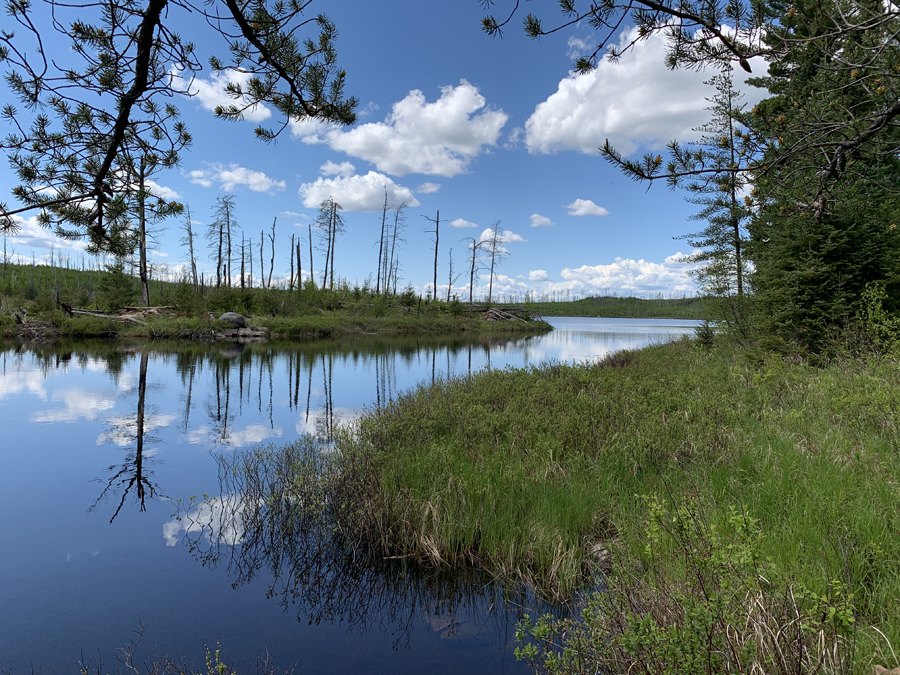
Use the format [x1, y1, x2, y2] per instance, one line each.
[330, 337, 900, 669]
[0, 262, 551, 340]
[526, 294, 709, 319]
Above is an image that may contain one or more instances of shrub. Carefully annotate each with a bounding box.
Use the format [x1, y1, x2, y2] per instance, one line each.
[516, 496, 858, 675]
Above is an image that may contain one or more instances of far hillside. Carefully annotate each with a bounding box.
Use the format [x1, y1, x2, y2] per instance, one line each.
[526, 294, 708, 320]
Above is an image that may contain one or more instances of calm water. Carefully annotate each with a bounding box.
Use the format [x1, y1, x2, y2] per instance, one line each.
[0, 317, 698, 674]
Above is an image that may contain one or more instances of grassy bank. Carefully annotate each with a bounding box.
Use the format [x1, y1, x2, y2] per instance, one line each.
[328, 338, 900, 671]
[0, 261, 550, 340]
[526, 294, 708, 319]
[0, 308, 550, 341]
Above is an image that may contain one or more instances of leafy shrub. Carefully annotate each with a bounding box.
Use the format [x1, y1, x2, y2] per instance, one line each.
[516, 496, 857, 675]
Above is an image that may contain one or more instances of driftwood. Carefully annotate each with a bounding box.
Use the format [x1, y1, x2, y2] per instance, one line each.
[482, 307, 527, 323]
[70, 308, 148, 326]
[120, 305, 177, 314]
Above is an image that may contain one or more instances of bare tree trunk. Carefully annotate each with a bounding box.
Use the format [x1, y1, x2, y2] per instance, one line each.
[225, 208, 232, 288]
[289, 233, 295, 292]
[296, 239, 302, 296]
[377, 189, 388, 294]
[423, 209, 440, 301]
[268, 217, 276, 289]
[329, 206, 337, 291]
[137, 158, 150, 306]
[182, 205, 199, 292]
[240, 234, 246, 289]
[308, 224, 314, 288]
[447, 247, 455, 303]
[260, 230, 265, 289]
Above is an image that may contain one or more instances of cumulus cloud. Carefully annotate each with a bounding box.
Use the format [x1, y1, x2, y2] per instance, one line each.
[471, 252, 700, 300]
[293, 80, 508, 177]
[4, 215, 88, 254]
[186, 70, 273, 123]
[145, 180, 180, 200]
[188, 163, 286, 193]
[524, 28, 766, 156]
[163, 495, 247, 547]
[530, 213, 555, 228]
[416, 182, 441, 194]
[478, 228, 526, 244]
[450, 218, 478, 228]
[558, 252, 699, 294]
[31, 388, 116, 423]
[319, 160, 356, 177]
[567, 199, 610, 217]
[298, 171, 419, 211]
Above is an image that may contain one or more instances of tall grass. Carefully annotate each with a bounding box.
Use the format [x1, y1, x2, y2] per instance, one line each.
[527, 294, 708, 319]
[330, 337, 900, 669]
[0, 262, 551, 339]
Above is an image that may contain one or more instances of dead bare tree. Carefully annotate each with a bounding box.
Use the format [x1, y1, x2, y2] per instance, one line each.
[178, 205, 199, 292]
[422, 210, 441, 301]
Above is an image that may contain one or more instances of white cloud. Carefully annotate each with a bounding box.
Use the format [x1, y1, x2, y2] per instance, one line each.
[298, 171, 420, 211]
[478, 228, 526, 244]
[567, 36, 594, 60]
[319, 161, 356, 177]
[557, 252, 699, 294]
[163, 495, 247, 547]
[3, 215, 88, 253]
[228, 424, 283, 447]
[530, 213, 555, 228]
[0, 368, 48, 401]
[31, 388, 116, 423]
[524, 27, 766, 156]
[357, 102, 380, 119]
[469, 252, 700, 300]
[186, 70, 273, 123]
[416, 182, 441, 194]
[145, 180, 180, 200]
[294, 80, 508, 177]
[450, 218, 478, 228]
[279, 211, 305, 217]
[189, 163, 286, 193]
[567, 199, 610, 217]
[97, 413, 176, 446]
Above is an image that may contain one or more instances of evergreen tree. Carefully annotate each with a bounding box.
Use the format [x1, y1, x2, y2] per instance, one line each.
[670, 69, 753, 299]
[746, 0, 900, 344]
[0, 0, 357, 251]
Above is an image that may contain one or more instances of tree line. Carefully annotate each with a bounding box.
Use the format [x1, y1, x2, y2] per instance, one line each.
[4, 0, 898, 344]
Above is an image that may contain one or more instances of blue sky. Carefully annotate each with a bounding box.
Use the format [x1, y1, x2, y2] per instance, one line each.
[0, 0, 767, 300]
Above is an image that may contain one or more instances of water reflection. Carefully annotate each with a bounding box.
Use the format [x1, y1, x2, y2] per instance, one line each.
[91, 353, 166, 523]
[0, 319, 698, 674]
[169, 440, 538, 651]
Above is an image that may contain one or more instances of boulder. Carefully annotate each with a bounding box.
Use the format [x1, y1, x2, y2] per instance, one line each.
[218, 312, 246, 328]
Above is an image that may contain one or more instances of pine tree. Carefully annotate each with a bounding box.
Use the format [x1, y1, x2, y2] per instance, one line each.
[0, 0, 357, 251]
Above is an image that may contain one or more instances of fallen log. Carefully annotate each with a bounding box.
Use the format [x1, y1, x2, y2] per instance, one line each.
[70, 308, 148, 325]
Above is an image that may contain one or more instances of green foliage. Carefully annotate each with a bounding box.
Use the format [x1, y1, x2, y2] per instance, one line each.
[330, 338, 900, 662]
[96, 258, 137, 312]
[0, 0, 356, 250]
[400, 283, 417, 308]
[528, 294, 708, 319]
[516, 497, 857, 675]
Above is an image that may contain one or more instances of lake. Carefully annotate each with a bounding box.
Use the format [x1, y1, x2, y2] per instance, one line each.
[0, 317, 699, 674]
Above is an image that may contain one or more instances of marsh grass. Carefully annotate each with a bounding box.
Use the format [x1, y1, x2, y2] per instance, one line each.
[332, 337, 900, 668]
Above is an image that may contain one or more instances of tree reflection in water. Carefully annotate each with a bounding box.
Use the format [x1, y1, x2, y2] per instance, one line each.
[92, 351, 164, 523]
[171, 439, 540, 650]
